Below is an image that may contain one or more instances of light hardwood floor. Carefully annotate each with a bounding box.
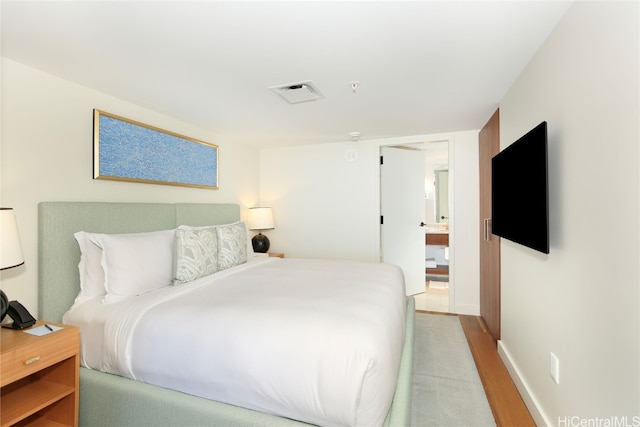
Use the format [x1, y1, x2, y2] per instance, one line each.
[417, 310, 536, 427]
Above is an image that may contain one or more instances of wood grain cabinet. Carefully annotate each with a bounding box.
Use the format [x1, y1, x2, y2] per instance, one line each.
[1, 321, 79, 427]
[425, 233, 449, 246]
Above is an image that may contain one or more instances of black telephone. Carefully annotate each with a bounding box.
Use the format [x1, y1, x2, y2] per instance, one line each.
[4, 300, 36, 329]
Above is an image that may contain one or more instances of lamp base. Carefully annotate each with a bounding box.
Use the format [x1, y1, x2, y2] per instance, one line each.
[0, 290, 7, 322]
[251, 233, 270, 253]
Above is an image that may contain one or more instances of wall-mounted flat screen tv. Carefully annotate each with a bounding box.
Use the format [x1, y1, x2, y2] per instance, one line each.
[491, 121, 549, 254]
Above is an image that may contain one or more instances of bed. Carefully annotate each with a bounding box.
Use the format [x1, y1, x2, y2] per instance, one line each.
[38, 202, 415, 427]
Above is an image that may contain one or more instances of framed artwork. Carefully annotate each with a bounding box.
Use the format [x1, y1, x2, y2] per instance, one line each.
[93, 110, 218, 189]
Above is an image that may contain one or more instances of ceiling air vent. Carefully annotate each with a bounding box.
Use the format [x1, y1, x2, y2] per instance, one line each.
[269, 80, 324, 104]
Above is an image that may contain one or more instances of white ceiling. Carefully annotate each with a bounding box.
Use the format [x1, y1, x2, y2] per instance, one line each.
[1, 1, 572, 149]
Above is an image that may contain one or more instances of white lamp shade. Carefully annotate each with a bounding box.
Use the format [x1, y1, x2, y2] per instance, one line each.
[0, 208, 25, 270]
[247, 207, 274, 231]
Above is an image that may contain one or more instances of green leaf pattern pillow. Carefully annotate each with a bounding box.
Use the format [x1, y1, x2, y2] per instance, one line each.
[173, 227, 218, 285]
[216, 222, 248, 271]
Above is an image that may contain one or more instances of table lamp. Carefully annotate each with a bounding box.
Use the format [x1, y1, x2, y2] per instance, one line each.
[248, 207, 274, 253]
[1, 208, 35, 329]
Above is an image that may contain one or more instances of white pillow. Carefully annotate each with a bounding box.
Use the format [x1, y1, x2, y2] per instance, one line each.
[173, 227, 218, 285]
[216, 222, 248, 271]
[73, 231, 106, 304]
[89, 229, 175, 304]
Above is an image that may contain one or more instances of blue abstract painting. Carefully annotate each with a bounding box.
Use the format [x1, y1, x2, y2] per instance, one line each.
[94, 110, 218, 189]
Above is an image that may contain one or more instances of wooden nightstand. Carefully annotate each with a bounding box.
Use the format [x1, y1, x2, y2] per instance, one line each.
[1, 321, 80, 427]
[268, 252, 284, 258]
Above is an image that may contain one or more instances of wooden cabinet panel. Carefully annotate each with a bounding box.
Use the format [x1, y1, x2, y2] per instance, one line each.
[425, 233, 448, 246]
[479, 109, 501, 343]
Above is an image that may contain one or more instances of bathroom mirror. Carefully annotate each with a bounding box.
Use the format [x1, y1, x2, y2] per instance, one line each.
[434, 166, 449, 223]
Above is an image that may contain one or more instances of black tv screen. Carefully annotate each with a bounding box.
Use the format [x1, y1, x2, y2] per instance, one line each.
[491, 121, 549, 254]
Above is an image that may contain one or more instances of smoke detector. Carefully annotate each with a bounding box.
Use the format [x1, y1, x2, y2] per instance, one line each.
[269, 80, 324, 104]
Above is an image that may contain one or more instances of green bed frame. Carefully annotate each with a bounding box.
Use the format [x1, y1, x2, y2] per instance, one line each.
[38, 202, 415, 426]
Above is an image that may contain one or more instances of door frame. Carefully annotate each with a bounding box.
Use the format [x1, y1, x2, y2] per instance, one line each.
[378, 138, 454, 311]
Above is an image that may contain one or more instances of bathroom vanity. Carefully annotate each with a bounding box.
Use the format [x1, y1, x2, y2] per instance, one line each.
[425, 232, 449, 276]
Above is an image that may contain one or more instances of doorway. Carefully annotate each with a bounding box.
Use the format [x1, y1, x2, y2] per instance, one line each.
[379, 140, 451, 312]
[380, 145, 426, 297]
[415, 141, 450, 312]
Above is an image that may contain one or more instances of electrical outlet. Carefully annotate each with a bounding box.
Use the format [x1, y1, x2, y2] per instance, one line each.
[550, 352, 560, 384]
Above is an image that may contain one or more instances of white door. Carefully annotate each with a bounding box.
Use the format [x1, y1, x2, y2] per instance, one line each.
[380, 145, 425, 296]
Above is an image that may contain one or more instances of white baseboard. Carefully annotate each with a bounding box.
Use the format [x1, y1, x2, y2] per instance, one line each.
[497, 340, 551, 426]
[451, 303, 479, 316]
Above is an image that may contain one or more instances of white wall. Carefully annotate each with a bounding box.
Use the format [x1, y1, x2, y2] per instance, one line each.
[0, 59, 261, 316]
[450, 130, 480, 315]
[498, 2, 639, 424]
[260, 131, 480, 315]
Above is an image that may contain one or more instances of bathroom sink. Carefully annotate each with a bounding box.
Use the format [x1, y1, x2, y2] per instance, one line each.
[425, 225, 449, 233]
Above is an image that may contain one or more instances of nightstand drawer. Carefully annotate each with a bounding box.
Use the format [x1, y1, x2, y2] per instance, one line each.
[1, 326, 79, 387]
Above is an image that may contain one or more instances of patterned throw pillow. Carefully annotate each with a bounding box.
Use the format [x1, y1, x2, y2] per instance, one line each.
[173, 227, 218, 285]
[216, 222, 248, 271]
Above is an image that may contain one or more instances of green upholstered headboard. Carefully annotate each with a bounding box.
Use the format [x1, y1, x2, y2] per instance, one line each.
[38, 202, 240, 322]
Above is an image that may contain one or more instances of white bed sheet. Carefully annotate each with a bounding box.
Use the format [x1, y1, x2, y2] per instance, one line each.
[64, 257, 406, 427]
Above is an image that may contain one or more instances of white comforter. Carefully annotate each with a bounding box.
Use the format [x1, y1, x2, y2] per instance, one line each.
[64, 257, 406, 427]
